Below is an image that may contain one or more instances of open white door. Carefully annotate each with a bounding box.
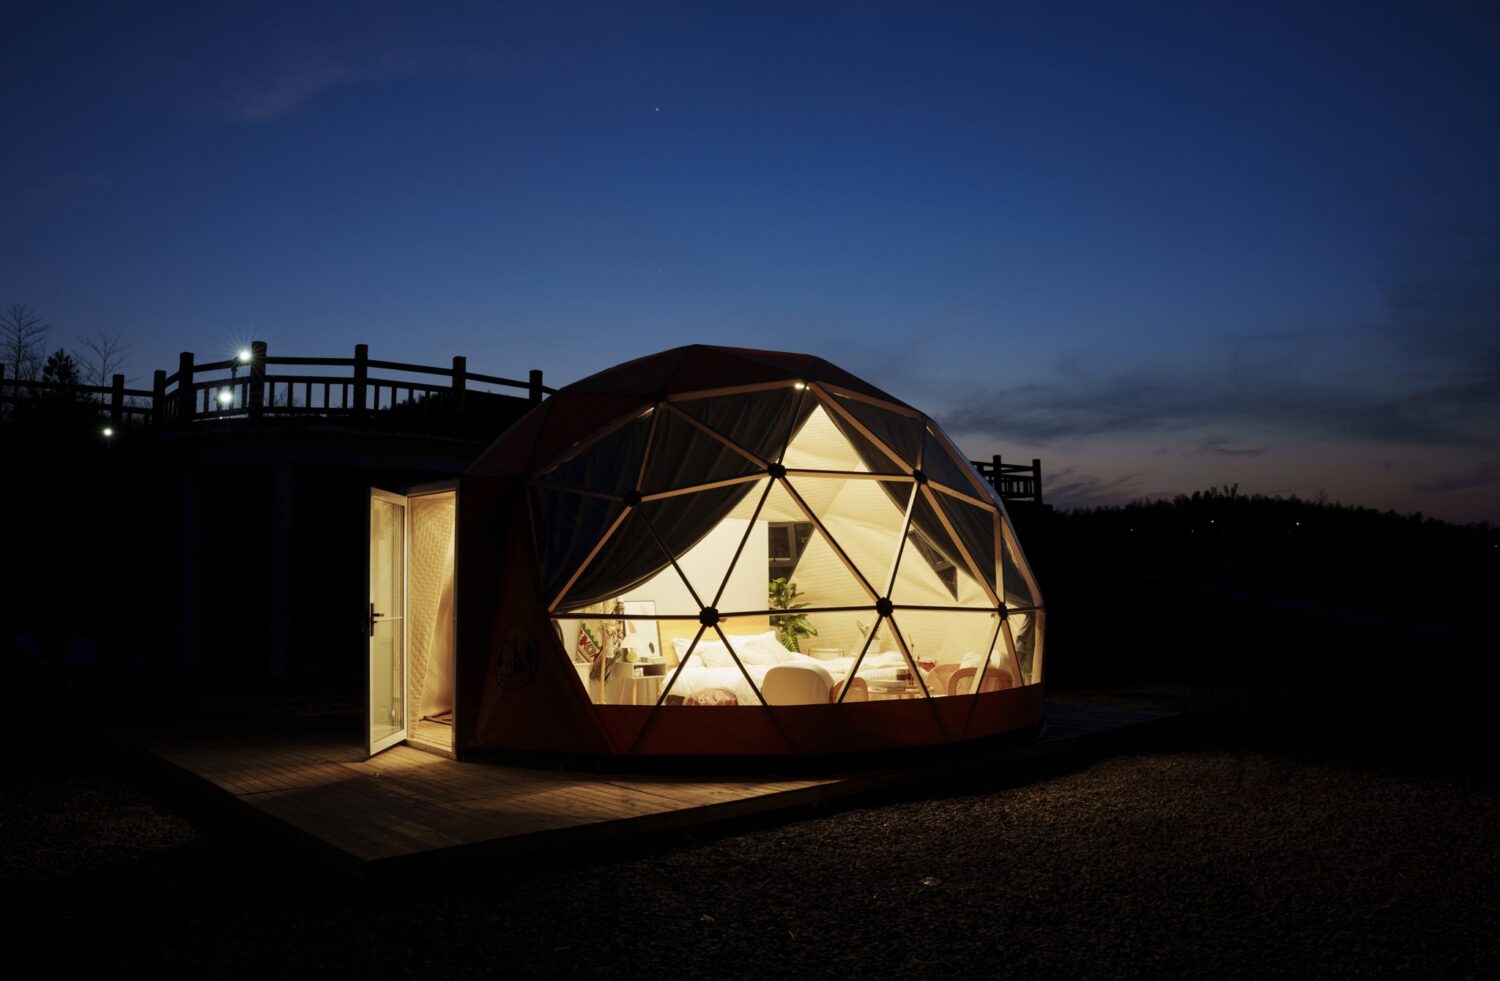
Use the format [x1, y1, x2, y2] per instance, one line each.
[367, 488, 408, 756]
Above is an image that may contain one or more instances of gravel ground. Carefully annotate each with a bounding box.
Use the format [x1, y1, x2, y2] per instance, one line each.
[5, 683, 1498, 980]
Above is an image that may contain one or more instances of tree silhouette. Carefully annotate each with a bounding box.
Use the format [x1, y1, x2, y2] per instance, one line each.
[74, 330, 133, 388]
[2, 303, 51, 381]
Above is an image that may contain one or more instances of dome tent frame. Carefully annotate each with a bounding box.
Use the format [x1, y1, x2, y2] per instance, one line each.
[453, 346, 1045, 759]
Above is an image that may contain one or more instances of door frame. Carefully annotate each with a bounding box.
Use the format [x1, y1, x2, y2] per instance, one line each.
[406, 481, 460, 752]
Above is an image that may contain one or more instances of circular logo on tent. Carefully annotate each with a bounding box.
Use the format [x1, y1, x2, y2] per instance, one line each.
[493, 626, 538, 691]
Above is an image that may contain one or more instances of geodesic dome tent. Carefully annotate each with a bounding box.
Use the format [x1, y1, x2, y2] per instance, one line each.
[454, 346, 1044, 758]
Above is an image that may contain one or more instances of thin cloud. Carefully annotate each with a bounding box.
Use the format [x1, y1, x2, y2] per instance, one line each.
[1041, 467, 1147, 510]
[1192, 436, 1268, 457]
[1413, 461, 1500, 494]
[943, 339, 1500, 450]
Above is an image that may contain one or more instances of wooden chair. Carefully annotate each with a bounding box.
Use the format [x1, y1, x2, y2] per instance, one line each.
[950, 666, 1016, 695]
[761, 665, 831, 705]
[829, 676, 868, 702]
[927, 663, 959, 697]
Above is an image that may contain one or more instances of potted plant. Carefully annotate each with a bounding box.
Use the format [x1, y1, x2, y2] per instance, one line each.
[768, 577, 818, 652]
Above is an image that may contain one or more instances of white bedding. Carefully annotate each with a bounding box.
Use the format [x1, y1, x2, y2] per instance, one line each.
[666, 654, 837, 705]
[663, 632, 1003, 704]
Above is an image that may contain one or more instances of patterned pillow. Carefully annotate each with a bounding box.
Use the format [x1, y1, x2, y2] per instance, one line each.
[686, 687, 738, 706]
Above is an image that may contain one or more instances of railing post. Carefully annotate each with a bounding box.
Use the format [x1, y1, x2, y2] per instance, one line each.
[352, 343, 368, 417]
[1032, 458, 1043, 506]
[451, 355, 466, 411]
[152, 370, 167, 424]
[248, 340, 266, 420]
[177, 352, 195, 422]
[991, 454, 1002, 491]
[110, 374, 125, 427]
[529, 368, 543, 404]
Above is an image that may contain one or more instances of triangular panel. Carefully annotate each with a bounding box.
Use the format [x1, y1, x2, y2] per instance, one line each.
[826, 391, 924, 469]
[673, 386, 807, 466]
[932, 489, 1000, 605]
[890, 608, 1002, 697]
[785, 402, 905, 475]
[640, 409, 764, 495]
[922, 429, 986, 497]
[530, 487, 626, 608]
[891, 492, 993, 609]
[534, 411, 654, 497]
[1001, 522, 1038, 609]
[786, 473, 911, 602]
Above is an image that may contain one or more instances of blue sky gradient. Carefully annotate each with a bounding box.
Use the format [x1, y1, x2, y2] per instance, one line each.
[4, 1, 1498, 519]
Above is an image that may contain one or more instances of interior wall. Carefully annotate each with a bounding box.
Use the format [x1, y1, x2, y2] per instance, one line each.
[408, 491, 456, 720]
[625, 519, 769, 655]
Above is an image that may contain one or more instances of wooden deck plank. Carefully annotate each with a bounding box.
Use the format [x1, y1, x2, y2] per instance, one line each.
[125, 702, 1175, 866]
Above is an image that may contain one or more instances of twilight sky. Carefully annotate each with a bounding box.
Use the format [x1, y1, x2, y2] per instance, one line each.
[4, 1, 1498, 521]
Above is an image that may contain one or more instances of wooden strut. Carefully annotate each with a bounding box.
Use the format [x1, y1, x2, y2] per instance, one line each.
[811, 384, 912, 474]
[882, 613, 953, 741]
[920, 484, 1003, 609]
[659, 400, 770, 469]
[835, 615, 887, 705]
[959, 616, 1007, 738]
[777, 477, 880, 602]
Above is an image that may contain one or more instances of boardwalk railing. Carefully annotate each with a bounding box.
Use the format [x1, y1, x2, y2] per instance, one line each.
[1, 341, 553, 429]
[972, 455, 1044, 505]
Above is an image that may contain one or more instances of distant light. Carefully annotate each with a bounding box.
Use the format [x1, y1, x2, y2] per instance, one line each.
[1295, 521, 1301, 527]
[1209, 519, 1215, 524]
[218, 389, 234, 406]
[238, 348, 252, 363]
[102, 427, 114, 437]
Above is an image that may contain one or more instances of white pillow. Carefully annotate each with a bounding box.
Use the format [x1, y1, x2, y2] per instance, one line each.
[672, 637, 734, 668]
[739, 632, 793, 665]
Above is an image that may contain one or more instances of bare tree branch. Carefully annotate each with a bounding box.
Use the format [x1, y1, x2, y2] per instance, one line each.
[1, 303, 52, 381]
[74, 330, 135, 387]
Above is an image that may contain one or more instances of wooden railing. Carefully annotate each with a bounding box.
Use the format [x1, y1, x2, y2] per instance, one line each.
[1, 341, 553, 430]
[971, 455, 1044, 505]
[0, 365, 155, 427]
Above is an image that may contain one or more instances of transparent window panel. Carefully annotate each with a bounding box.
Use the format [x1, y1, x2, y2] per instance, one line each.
[554, 607, 683, 706]
[931, 488, 1000, 605]
[369, 617, 404, 742]
[533, 411, 654, 497]
[746, 478, 878, 613]
[784, 401, 902, 474]
[829, 617, 924, 702]
[785, 473, 911, 600]
[1001, 521, 1039, 609]
[635, 489, 767, 613]
[556, 509, 671, 613]
[640, 408, 765, 495]
[922, 429, 986, 497]
[368, 497, 405, 745]
[672, 386, 807, 465]
[825, 391, 924, 470]
[657, 617, 770, 707]
[530, 487, 626, 609]
[890, 609, 1002, 697]
[891, 492, 994, 609]
[1006, 611, 1041, 686]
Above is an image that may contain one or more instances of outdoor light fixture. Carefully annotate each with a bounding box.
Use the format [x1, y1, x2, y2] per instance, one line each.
[238, 348, 252, 363]
[794, 381, 807, 390]
[102, 427, 113, 437]
[218, 388, 234, 406]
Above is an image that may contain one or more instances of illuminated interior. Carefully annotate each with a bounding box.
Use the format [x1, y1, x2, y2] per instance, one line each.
[406, 490, 456, 750]
[531, 382, 1044, 708]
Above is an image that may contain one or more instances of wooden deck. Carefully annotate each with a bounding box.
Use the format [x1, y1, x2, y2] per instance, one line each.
[131, 703, 1173, 869]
